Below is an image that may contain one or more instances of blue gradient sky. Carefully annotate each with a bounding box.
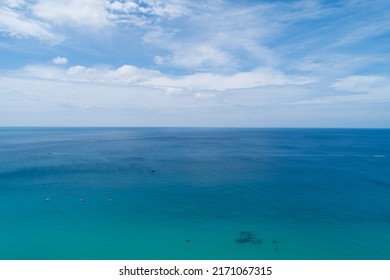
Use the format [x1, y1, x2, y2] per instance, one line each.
[1, 0, 389, 127]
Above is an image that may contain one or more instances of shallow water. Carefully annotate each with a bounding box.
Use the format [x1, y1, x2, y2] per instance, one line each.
[0, 128, 389, 259]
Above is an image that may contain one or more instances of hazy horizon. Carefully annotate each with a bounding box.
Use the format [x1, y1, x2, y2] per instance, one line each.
[1, 126, 390, 130]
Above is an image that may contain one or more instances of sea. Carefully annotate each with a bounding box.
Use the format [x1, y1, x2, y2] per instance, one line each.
[0, 127, 389, 260]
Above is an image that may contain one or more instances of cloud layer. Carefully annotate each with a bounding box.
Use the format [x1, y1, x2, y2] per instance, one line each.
[17, 63, 315, 91]
[0, 0, 389, 127]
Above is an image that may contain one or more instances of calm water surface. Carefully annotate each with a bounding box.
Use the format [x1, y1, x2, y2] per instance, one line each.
[0, 128, 389, 259]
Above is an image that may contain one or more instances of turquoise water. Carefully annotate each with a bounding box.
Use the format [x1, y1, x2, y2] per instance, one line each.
[0, 128, 389, 259]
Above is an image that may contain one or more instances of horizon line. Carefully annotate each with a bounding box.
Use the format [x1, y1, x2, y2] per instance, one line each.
[0, 126, 389, 130]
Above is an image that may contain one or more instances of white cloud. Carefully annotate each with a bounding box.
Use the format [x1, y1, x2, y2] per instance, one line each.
[153, 55, 164, 65]
[332, 75, 387, 92]
[163, 87, 182, 96]
[65, 64, 161, 84]
[148, 68, 315, 91]
[1, 1, 390, 127]
[17, 64, 315, 91]
[140, 1, 287, 71]
[2, 67, 389, 127]
[0, 6, 63, 43]
[142, 0, 189, 18]
[108, 1, 138, 14]
[2, 0, 27, 8]
[337, 21, 390, 46]
[32, 0, 111, 28]
[52, 56, 68, 65]
[292, 75, 390, 105]
[21, 65, 68, 80]
[107, 0, 189, 26]
[0, 0, 113, 44]
[19, 64, 161, 84]
[332, 1, 390, 46]
[122, 0, 188, 18]
[291, 92, 390, 105]
[1, 0, 190, 39]
[194, 92, 216, 100]
[162, 44, 234, 70]
[66, 65, 97, 77]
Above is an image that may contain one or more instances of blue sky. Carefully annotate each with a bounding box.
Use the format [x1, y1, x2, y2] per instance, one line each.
[0, 0, 389, 127]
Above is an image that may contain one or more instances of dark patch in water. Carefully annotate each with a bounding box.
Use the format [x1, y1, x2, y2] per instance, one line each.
[235, 231, 261, 244]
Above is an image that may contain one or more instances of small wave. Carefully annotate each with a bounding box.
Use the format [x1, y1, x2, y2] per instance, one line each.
[374, 155, 386, 158]
[48, 152, 86, 155]
[261, 154, 387, 158]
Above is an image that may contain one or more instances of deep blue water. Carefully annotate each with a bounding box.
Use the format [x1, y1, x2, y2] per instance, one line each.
[0, 128, 389, 259]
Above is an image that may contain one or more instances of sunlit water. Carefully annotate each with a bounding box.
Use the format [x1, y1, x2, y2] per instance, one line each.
[0, 128, 389, 259]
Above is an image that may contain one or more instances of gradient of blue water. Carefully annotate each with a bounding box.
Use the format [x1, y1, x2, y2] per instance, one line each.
[0, 128, 389, 259]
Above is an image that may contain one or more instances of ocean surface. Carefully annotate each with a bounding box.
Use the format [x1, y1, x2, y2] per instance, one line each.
[0, 127, 389, 260]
